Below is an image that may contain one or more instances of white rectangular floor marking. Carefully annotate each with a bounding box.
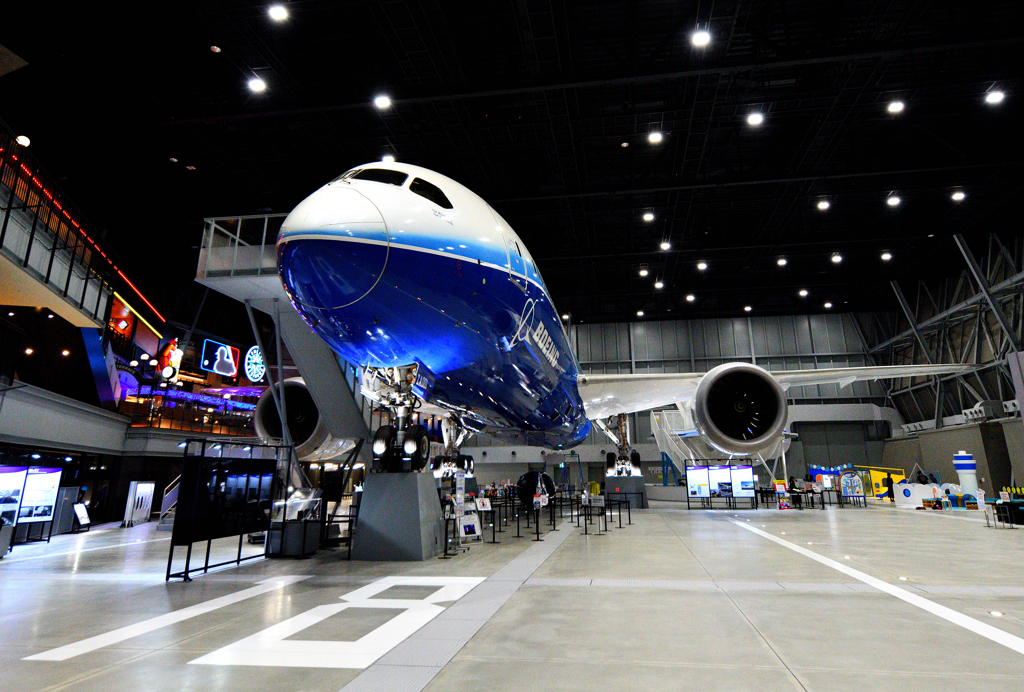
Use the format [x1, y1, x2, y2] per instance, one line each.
[729, 519, 1024, 656]
[189, 576, 485, 668]
[24, 576, 309, 661]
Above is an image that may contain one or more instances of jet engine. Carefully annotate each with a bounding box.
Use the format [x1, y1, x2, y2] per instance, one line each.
[254, 378, 356, 461]
[691, 362, 788, 457]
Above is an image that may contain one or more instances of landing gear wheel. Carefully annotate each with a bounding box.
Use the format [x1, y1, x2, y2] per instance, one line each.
[372, 425, 398, 472]
[403, 424, 431, 470]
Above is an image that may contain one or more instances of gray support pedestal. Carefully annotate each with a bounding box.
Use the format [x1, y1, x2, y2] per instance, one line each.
[607, 475, 649, 508]
[351, 473, 444, 561]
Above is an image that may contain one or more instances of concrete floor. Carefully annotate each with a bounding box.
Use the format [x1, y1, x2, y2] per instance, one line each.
[2, 501, 1023, 691]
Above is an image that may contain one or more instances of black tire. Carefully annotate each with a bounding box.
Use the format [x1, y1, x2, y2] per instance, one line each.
[372, 425, 397, 471]
[404, 424, 431, 470]
[630, 450, 641, 465]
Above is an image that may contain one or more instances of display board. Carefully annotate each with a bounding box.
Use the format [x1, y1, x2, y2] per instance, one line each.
[122, 481, 155, 527]
[840, 471, 865, 498]
[73, 503, 91, 527]
[708, 465, 733, 498]
[686, 466, 710, 498]
[0, 466, 28, 526]
[731, 466, 755, 498]
[171, 456, 277, 546]
[19, 467, 62, 523]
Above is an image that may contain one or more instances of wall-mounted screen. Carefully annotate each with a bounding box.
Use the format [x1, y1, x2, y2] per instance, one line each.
[686, 466, 710, 498]
[731, 465, 755, 497]
[19, 467, 62, 523]
[708, 465, 733, 498]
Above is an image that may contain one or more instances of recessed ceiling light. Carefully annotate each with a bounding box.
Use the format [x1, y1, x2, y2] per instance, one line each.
[210, 45, 222, 53]
[64, 456, 72, 462]
[985, 90, 1005, 105]
[374, 94, 392, 109]
[831, 253, 843, 264]
[7, 312, 13, 316]
[697, 261, 708, 271]
[643, 212, 654, 222]
[268, 4, 289, 21]
[686, 294, 695, 302]
[746, 112, 764, 126]
[887, 100, 905, 113]
[777, 257, 787, 266]
[15, 135, 30, 147]
[621, 141, 629, 147]
[247, 77, 267, 93]
[991, 611, 1003, 617]
[24, 348, 33, 355]
[824, 302, 833, 309]
[951, 190, 966, 202]
[744, 305, 752, 312]
[690, 30, 711, 47]
[843, 555, 850, 559]
[898, 576, 908, 581]
[47, 314, 54, 319]
[169, 157, 178, 163]
[799, 289, 808, 297]
[648, 131, 664, 144]
[887, 194, 901, 207]
[881, 251, 892, 261]
[660, 241, 671, 250]
[61, 349, 70, 356]
[636, 310, 644, 317]
[561, 314, 569, 320]
[382, 155, 395, 162]
[817, 200, 830, 210]
[639, 268, 649, 277]
[654, 281, 664, 289]
[186, 165, 197, 171]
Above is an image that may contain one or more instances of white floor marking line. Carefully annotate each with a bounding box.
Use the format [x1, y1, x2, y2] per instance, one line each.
[189, 576, 485, 668]
[3, 537, 172, 563]
[23, 576, 309, 661]
[729, 520, 1024, 656]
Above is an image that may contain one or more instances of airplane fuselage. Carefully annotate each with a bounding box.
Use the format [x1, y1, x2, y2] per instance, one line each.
[277, 162, 591, 448]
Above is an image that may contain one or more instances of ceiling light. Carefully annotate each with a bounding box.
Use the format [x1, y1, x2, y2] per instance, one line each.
[654, 281, 664, 289]
[210, 46, 222, 53]
[639, 268, 649, 277]
[561, 314, 569, 320]
[697, 261, 708, 271]
[643, 212, 654, 222]
[991, 611, 1003, 617]
[881, 251, 892, 261]
[129, 359, 139, 367]
[686, 294, 695, 302]
[746, 112, 764, 126]
[15, 135, 30, 147]
[7, 312, 14, 316]
[951, 190, 966, 202]
[169, 157, 178, 163]
[648, 131, 663, 144]
[777, 258, 787, 266]
[61, 349, 70, 356]
[620, 141, 629, 147]
[824, 302, 833, 309]
[374, 94, 392, 109]
[47, 314, 54, 318]
[985, 90, 1005, 105]
[898, 576, 908, 581]
[636, 310, 644, 317]
[24, 348, 33, 355]
[887, 100, 905, 114]
[247, 77, 267, 93]
[660, 241, 671, 251]
[382, 154, 395, 162]
[690, 30, 711, 47]
[831, 253, 843, 264]
[744, 306, 752, 312]
[799, 289, 808, 297]
[186, 165, 196, 171]
[140, 353, 150, 360]
[64, 456, 72, 462]
[887, 194, 901, 207]
[844, 555, 850, 559]
[31, 454, 41, 459]
[817, 200, 830, 210]
[268, 4, 289, 21]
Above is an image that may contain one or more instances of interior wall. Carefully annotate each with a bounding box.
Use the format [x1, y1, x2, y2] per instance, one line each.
[881, 423, 1014, 495]
[999, 419, 1024, 485]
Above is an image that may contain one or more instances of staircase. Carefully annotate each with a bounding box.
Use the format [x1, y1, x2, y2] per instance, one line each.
[156, 475, 180, 531]
[650, 410, 694, 482]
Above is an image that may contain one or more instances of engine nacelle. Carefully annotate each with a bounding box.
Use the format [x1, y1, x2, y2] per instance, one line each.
[692, 363, 788, 457]
[254, 378, 356, 461]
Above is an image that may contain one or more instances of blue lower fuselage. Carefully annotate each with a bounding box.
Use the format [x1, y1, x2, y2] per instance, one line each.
[278, 236, 592, 449]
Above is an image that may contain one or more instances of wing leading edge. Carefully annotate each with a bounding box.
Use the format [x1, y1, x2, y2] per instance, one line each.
[577, 363, 976, 421]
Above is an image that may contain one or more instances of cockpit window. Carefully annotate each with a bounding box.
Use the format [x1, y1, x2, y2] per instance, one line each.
[350, 168, 409, 186]
[409, 177, 453, 209]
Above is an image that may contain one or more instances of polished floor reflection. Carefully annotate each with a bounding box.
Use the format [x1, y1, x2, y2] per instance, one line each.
[2, 502, 1023, 692]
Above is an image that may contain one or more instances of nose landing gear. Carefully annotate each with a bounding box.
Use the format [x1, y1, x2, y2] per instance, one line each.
[362, 363, 439, 472]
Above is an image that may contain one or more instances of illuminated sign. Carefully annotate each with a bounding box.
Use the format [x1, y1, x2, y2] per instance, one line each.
[244, 346, 266, 383]
[201, 339, 240, 377]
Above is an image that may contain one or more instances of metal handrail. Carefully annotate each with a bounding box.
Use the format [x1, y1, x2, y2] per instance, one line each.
[158, 474, 181, 523]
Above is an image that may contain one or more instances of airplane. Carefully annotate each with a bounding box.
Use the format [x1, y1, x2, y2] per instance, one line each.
[268, 161, 973, 471]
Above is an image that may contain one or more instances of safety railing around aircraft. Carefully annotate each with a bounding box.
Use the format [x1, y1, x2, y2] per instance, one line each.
[197, 214, 287, 279]
[651, 409, 692, 481]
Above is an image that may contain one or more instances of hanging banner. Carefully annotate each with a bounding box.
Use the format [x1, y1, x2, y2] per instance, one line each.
[19, 467, 62, 523]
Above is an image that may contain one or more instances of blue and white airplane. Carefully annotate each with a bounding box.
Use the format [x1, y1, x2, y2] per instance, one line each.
[275, 161, 971, 470]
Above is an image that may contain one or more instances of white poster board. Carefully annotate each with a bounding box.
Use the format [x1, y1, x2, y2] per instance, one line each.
[19, 467, 62, 523]
[476, 498, 492, 512]
[458, 514, 480, 539]
[686, 466, 710, 498]
[122, 481, 156, 527]
[731, 466, 755, 498]
[0, 466, 28, 526]
[73, 503, 91, 527]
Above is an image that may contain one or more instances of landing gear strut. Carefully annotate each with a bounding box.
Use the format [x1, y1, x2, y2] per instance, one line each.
[362, 364, 435, 472]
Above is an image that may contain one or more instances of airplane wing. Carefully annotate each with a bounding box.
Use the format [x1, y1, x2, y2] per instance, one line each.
[577, 363, 975, 420]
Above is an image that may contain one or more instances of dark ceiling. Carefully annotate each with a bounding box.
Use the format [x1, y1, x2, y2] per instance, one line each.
[1, 0, 1021, 329]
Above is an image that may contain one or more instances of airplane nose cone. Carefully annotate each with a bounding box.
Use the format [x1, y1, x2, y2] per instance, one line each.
[278, 186, 389, 309]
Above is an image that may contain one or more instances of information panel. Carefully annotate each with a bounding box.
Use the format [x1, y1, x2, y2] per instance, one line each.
[731, 465, 755, 498]
[686, 466, 710, 498]
[0, 466, 28, 526]
[708, 465, 733, 498]
[19, 467, 62, 523]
